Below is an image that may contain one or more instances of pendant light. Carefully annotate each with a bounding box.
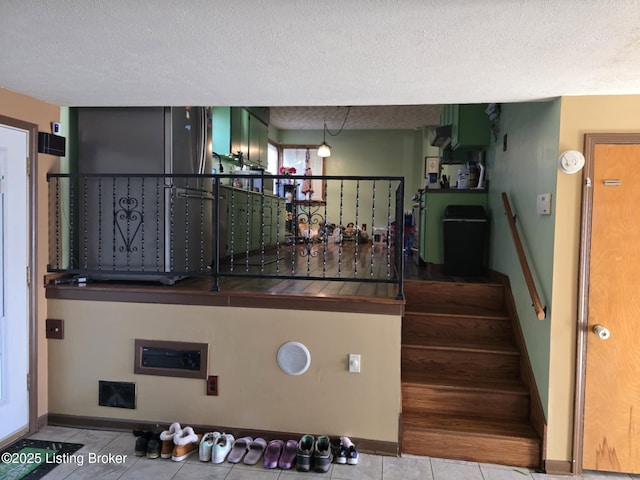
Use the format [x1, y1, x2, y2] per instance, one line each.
[317, 121, 331, 157]
[317, 107, 351, 158]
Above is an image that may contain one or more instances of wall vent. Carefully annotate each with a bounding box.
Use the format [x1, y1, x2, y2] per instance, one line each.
[98, 380, 136, 409]
[134, 339, 208, 379]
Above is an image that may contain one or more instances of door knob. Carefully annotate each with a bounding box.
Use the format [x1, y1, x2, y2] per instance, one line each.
[592, 324, 611, 340]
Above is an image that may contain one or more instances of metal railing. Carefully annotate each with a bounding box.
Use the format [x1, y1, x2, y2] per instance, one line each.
[47, 173, 405, 299]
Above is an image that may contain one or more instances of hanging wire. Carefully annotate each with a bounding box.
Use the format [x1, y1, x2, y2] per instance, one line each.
[325, 106, 352, 137]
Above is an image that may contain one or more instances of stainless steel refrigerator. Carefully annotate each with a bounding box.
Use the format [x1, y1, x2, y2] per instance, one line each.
[76, 106, 215, 284]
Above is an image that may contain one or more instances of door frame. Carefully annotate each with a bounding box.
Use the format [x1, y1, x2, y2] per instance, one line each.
[0, 115, 39, 445]
[573, 132, 640, 475]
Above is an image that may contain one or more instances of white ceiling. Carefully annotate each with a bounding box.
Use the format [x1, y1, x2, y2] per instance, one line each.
[2, 1, 640, 130]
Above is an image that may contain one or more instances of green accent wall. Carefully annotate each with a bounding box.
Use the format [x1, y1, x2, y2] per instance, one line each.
[485, 100, 561, 418]
[275, 129, 424, 226]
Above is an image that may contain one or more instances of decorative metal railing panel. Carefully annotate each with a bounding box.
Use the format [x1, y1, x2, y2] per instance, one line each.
[47, 173, 405, 298]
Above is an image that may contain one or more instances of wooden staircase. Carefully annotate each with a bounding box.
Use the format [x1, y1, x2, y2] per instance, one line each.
[401, 279, 542, 468]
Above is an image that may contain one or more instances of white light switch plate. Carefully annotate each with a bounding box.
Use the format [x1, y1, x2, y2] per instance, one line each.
[537, 193, 551, 215]
[348, 354, 361, 373]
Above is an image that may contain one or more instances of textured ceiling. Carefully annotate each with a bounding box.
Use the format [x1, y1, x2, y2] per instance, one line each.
[2, 1, 640, 130]
[269, 105, 443, 130]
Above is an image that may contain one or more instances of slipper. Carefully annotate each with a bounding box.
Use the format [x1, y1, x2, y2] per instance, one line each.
[226, 436, 252, 463]
[243, 437, 267, 465]
[277, 439, 298, 469]
[263, 439, 284, 469]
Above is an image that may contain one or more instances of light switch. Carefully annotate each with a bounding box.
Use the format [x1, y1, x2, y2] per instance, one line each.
[348, 354, 361, 373]
[537, 193, 551, 215]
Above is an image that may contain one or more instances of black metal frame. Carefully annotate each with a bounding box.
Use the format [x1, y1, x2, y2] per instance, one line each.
[47, 173, 405, 299]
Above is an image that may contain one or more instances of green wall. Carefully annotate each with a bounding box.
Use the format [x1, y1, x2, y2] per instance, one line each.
[274, 128, 424, 228]
[485, 100, 561, 417]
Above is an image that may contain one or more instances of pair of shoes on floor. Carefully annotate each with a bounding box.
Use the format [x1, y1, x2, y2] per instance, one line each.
[263, 439, 297, 469]
[159, 422, 203, 461]
[198, 431, 220, 462]
[297, 434, 333, 473]
[227, 436, 275, 466]
[133, 429, 162, 459]
[334, 436, 359, 465]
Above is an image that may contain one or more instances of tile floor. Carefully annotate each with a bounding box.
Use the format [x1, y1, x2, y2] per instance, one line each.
[24, 426, 640, 480]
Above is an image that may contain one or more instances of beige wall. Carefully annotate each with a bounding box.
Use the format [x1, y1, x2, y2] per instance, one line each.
[0, 87, 60, 418]
[547, 95, 640, 463]
[47, 300, 401, 442]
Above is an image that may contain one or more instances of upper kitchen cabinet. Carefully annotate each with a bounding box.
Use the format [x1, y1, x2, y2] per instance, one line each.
[212, 107, 268, 166]
[248, 114, 268, 166]
[441, 104, 491, 151]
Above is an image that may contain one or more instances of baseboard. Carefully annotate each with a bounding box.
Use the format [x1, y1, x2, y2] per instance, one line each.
[37, 413, 48, 430]
[544, 459, 573, 475]
[47, 413, 398, 456]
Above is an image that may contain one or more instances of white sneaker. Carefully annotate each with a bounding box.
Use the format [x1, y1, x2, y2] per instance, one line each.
[199, 431, 221, 462]
[212, 433, 234, 463]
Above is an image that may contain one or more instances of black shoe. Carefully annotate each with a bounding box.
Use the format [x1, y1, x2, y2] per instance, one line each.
[146, 435, 161, 459]
[134, 435, 149, 457]
[313, 436, 333, 473]
[296, 434, 314, 472]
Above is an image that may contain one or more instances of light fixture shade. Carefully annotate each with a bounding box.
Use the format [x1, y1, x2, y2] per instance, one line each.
[317, 142, 331, 157]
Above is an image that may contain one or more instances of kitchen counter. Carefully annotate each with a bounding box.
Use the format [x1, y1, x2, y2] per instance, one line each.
[220, 184, 281, 199]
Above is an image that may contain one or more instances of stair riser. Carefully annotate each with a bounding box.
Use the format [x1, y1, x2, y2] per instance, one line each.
[403, 281, 504, 311]
[401, 349, 520, 379]
[402, 384, 529, 421]
[401, 427, 539, 468]
[403, 314, 513, 343]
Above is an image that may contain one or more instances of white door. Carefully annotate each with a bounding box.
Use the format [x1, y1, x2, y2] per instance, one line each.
[0, 124, 30, 442]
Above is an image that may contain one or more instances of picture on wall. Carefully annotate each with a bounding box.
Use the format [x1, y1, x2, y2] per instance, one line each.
[424, 156, 439, 180]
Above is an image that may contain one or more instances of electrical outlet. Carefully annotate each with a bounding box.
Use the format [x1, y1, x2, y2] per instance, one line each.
[348, 354, 361, 373]
[206, 375, 218, 396]
[46, 318, 64, 339]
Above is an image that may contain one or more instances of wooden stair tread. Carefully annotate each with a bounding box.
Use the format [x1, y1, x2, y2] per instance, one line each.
[402, 412, 538, 440]
[402, 336, 520, 354]
[404, 303, 508, 318]
[401, 369, 529, 395]
[403, 306, 510, 320]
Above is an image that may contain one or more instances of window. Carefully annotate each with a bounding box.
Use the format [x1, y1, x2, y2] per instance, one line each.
[280, 146, 326, 202]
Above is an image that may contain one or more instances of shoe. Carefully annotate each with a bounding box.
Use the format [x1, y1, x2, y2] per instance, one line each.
[263, 439, 284, 469]
[159, 422, 182, 459]
[278, 439, 298, 469]
[340, 436, 359, 465]
[227, 436, 252, 463]
[313, 435, 333, 473]
[212, 433, 234, 463]
[134, 430, 160, 458]
[146, 432, 162, 459]
[296, 434, 314, 472]
[172, 427, 201, 462]
[134, 434, 149, 457]
[243, 438, 267, 465]
[199, 431, 220, 462]
[333, 443, 348, 464]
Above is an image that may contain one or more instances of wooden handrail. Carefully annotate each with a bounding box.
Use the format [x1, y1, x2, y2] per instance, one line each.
[501, 192, 546, 320]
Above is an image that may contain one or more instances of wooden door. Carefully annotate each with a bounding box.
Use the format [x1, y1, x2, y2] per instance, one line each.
[583, 142, 640, 472]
